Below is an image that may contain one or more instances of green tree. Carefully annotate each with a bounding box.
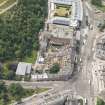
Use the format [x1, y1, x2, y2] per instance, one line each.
[8, 83, 25, 103]
[50, 63, 60, 74]
[91, 0, 102, 6]
[1, 93, 9, 105]
[0, 81, 7, 94]
[7, 70, 16, 80]
[97, 98, 105, 105]
[0, 0, 48, 61]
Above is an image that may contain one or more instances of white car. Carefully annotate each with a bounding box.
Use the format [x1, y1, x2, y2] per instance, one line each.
[83, 39, 86, 45]
[80, 58, 82, 62]
[88, 80, 91, 85]
[84, 98, 88, 105]
[90, 25, 93, 30]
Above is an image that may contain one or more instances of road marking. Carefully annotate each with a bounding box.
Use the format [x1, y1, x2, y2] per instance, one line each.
[92, 48, 95, 51]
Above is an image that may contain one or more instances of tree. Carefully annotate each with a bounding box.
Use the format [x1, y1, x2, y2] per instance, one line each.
[8, 83, 25, 103]
[91, 0, 102, 6]
[0, 0, 48, 61]
[99, 21, 105, 32]
[50, 63, 60, 74]
[1, 93, 9, 105]
[7, 70, 16, 80]
[0, 82, 9, 105]
[97, 98, 105, 105]
[0, 64, 3, 79]
[0, 81, 7, 94]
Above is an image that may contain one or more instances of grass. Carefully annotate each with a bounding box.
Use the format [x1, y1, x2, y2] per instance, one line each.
[16, 88, 50, 103]
[23, 88, 50, 98]
[78, 99, 83, 105]
[2, 63, 9, 75]
[0, 0, 17, 9]
[23, 50, 37, 63]
[0, 0, 6, 4]
[33, 88, 50, 94]
[54, 4, 71, 17]
[96, 97, 105, 105]
[96, 5, 105, 12]
[3, 88, 50, 105]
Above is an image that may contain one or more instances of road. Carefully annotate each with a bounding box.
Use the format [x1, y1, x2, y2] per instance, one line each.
[4, 80, 66, 89]
[78, 1, 98, 105]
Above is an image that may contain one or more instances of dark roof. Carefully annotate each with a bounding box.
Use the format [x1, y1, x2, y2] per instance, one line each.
[49, 37, 70, 45]
[53, 19, 69, 26]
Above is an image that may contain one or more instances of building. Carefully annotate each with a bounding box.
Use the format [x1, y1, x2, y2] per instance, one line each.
[46, 0, 83, 39]
[16, 62, 32, 76]
[49, 37, 71, 46]
[34, 0, 82, 81]
[47, 0, 83, 27]
[92, 61, 105, 93]
[96, 37, 105, 60]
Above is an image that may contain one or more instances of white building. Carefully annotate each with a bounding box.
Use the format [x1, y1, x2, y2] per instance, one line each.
[46, 0, 83, 39]
[47, 0, 83, 27]
[16, 62, 32, 76]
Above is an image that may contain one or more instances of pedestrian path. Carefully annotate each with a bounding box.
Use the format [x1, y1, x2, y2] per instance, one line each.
[0, 0, 8, 7]
[0, 0, 17, 15]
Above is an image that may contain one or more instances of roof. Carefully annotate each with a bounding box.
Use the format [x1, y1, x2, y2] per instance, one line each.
[52, 0, 74, 5]
[49, 37, 70, 45]
[76, 30, 80, 40]
[31, 73, 48, 79]
[48, 0, 83, 25]
[16, 62, 32, 76]
[53, 19, 70, 26]
[38, 57, 44, 63]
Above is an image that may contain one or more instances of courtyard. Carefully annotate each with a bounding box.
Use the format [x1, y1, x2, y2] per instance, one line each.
[54, 4, 72, 17]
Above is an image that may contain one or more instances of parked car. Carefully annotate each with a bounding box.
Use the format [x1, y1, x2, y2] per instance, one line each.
[89, 24, 93, 30]
[84, 98, 88, 105]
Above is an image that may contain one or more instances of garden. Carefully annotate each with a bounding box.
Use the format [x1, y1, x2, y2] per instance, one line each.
[54, 4, 71, 17]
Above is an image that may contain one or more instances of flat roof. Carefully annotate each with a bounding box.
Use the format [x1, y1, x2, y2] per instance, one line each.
[16, 62, 32, 76]
[48, 0, 83, 26]
[52, 0, 74, 5]
[53, 19, 70, 26]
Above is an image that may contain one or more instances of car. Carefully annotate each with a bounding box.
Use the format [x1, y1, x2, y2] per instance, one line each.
[88, 80, 91, 85]
[89, 25, 93, 30]
[80, 58, 82, 62]
[83, 39, 86, 45]
[84, 98, 88, 105]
